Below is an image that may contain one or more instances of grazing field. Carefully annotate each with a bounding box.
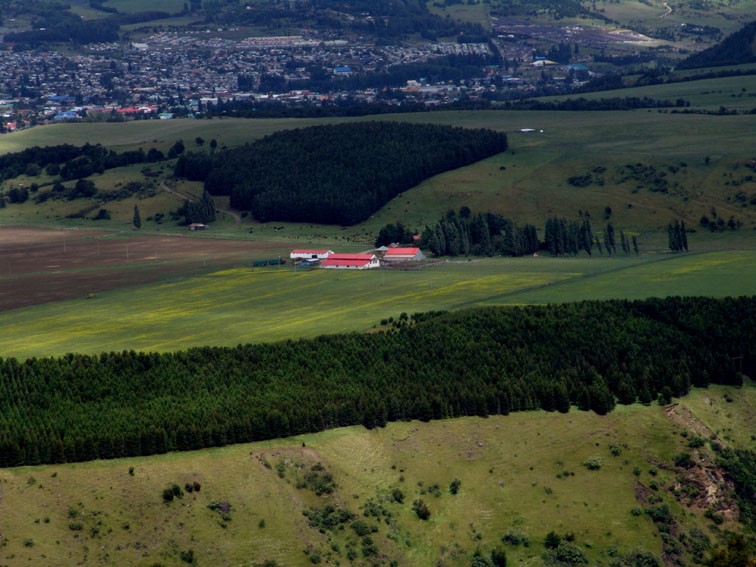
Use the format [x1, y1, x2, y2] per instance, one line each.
[101, 0, 186, 14]
[0, 382, 751, 566]
[0, 226, 755, 359]
[541, 71, 756, 111]
[2, 108, 755, 243]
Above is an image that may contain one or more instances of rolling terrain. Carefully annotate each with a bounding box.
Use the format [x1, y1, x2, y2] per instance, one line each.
[1, 55, 756, 567]
[0, 381, 752, 566]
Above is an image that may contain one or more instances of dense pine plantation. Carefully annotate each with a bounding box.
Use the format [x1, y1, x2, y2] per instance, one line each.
[174, 121, 508, 225]
[0, 296, 753, 468]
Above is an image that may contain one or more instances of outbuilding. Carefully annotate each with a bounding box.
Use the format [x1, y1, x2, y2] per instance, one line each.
[320, 253, 380, 270]
[290, 249, 334, 261]
[382, 247, 426, 262]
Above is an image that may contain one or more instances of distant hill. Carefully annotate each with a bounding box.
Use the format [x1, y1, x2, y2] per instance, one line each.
[677, 20, 756, 70]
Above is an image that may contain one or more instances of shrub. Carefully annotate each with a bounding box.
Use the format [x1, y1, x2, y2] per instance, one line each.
[620, 549, 660, 566]
[545, 531, 562, 549]
[490, 547, 507, 566]
[583, 457, 603, 470]
[179, 549, 194, 564]
[391, 488, 404, 503]
[673, 453, 694, 469]
[545, 541, 588, 565]
[449, 478, 462, 494]
[351, 520, 371, 537]
[92, 208, 111, 220]
[361, 536, 378, 557]
[412, 499, 430, 520]
[502, 530, 529, 547]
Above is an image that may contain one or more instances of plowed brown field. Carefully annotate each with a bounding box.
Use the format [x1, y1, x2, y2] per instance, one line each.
[0, 227, 289, 311]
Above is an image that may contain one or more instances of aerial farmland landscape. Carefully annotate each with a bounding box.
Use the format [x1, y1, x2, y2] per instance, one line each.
[0, 1, 755, 566]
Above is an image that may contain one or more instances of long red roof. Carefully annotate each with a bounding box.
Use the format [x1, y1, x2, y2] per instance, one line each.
[321, 258, 372, 267]
[321, 253, 376, 267]
[384, 247, 420, 256]
[291, 249, 332, 254]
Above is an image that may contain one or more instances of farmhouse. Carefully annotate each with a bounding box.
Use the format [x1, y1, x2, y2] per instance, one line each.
[382, 247, 426, 262]
[320, 253, 380, 270]
[290, 249, 334, 261]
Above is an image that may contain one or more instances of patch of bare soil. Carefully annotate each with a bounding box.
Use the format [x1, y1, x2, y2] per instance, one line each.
[662, 404, 740, 522]
[0, 226, 285, 311]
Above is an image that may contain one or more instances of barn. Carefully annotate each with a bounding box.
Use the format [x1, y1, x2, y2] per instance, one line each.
[320, 253, 380, 270]
[290, 249, 334, 261]
[382, 247, 426, 262]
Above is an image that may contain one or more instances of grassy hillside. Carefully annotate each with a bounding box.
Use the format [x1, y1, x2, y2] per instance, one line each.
[2, 106, 755, 242]
[1, 250, 755, 359]
[0, 382, 752, 566]
[543, 70, 756, 112]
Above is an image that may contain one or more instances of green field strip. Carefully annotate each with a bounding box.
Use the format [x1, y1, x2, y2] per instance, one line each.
[1, 250, 755, 359]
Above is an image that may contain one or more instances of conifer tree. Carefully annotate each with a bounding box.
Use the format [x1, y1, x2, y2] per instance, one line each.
[604, 223, 616, 255]
[133, 204, 141, 229]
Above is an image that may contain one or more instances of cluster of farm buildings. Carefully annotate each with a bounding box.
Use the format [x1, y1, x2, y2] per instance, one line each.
[290, 247, 426, 269]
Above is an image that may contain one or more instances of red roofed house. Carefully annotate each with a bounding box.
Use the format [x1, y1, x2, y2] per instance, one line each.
[382, 247, 426, 262]
[290, 249, 334, 261]
[320, 253, 380, 270]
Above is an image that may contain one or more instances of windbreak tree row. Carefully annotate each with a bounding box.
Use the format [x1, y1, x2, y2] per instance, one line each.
[0, 296, 754, 468]
[174, 121, 508, 225]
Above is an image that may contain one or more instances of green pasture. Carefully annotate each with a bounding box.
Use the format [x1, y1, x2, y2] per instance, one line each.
[542, 72, 756, 112]
[427, 1, 492, 30]
[102, 0, 186, 14]
[0, 383, 751, 566]
[6, 108, 754, 239]
[0, 117, 363, 156]
[0, 250, 754, 359]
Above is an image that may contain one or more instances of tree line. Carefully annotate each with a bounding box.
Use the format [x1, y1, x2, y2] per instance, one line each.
[0, 142, 171, 183]
[502, 96, 688, 111]
[419, 207, 539, 257]
[174, 122, 508, 226]
[382, 209, 636, 258]
[544, 217, 638, 257]
[0, 296, 753, 468]
[204, 98, 493, 120]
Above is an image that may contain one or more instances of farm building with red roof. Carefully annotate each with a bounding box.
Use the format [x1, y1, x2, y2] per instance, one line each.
[320, 253, 380, 270]
[382, 247, 426, 262]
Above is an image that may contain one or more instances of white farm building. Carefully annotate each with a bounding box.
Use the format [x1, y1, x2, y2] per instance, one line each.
[290, 249, 334, 261]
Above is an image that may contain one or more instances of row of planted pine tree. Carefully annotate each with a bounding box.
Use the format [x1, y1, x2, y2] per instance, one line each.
[0, 296, 753, 467]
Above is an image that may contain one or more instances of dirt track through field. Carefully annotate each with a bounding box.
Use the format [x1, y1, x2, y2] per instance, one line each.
[0, 227, 284, 311]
